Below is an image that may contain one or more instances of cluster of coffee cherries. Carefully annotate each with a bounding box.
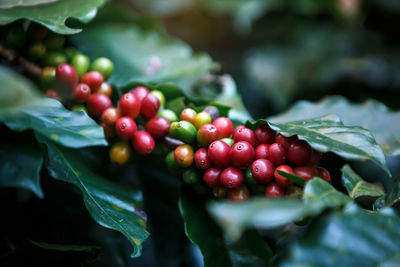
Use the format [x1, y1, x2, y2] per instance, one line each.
[165, 108, 331, 202]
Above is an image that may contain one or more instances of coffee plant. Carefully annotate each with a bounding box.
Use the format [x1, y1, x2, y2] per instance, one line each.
[1, 0, 400, 266]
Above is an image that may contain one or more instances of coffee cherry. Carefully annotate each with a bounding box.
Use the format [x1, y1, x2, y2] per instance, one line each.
[43, 51, 67, 67]
[180, 108, 197, 124]
[208, 140, 231, 168]
[169, 121, 197, 144]
[40, 66, 56, 85]
[64, 47, 80, 61]
[71, 83, 91, 103]
[288, 140, 312, 167]
[294, 166, 317, 181]
[275, 134, 297, 150]
[212, 117, 233, 138]
[233, 125, 245, 135]
[71, 54, 90, 77]
[174, 144, 194, 167]
[102, 107, 121, 126]
[255, 124, 275, 144]
[230, 141, 255, 168]
[150, 90, 165, 107]
[183, 169, 200, 184]
[146, 117, 170, 139]
[194, 148, 211, 170]
[265, 183, 285, 197]
[269, 143, 287, 166]
[228, 185, 250, 202]
[94, 82, 112, 97]
[81, 71, 104, 90]
[119, 92, 141, 119]
[165, 151, 183, 176]
[109, 141, 131, 165]
[87, 94, 112, 118]
[197, 124, 220, 147]
[274, 165, 294, 188]
[233, 127, 257, 147]
[131, 86, 149, 102]
[213, 187, 227, 198]
[203, 168, 221, 187]
[251, 159, 275, 184]
[56, 63, 78, 89]
[28, 42, 46, 61]
[308, 150, 322, 166]
[194, 112, 212, 129]
[115, 117, 137, 140]
[100, 122, 116, 142]
[44, 33, 65, 50]
[45, 89, 60, 101]
[133, 131, 155, 155]
[255, 144, 269, 159]
[91, 57, 114, 80]
[220, 167, 243, 189]
[220, 138, 234, 147]
[157, 109, 178, 122]
[317, 167, 331, 182]
[245, 168, 257, 185]
[203, 106, 219, 122]
[140, 93, 160, 119]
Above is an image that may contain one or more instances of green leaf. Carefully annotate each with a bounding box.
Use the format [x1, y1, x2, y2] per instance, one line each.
[0, 0, 107, 34]
[36, 135, 149, 258]
[30, 240, 100, 254]
[341, 164, 384, 201]
[247, 115, 391, 176]
[373, 178, 400, 210]
[268, 96, 400, 155]
[277, 169, 305, 187]
[279, 204, 400, 266]
[208, 178, 350, 241]
[0, 66, 107, 148]
[180, 190, 272, 266]
[0, 142, 43, 198]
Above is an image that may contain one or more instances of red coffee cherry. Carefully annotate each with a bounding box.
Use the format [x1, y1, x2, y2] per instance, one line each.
[212, 117, 233, 138]
[195, 148, 211, 170]
[119, 92, 141, 119]
[56, 63, 78, 89]
[87, 93, 112, 118]
[269, 143, 287, 166]
[180, 108, 197, 125]
[255, 124, 275, 144]
[115, 117, 137, 140]
[94, 82, 112, 97]
[71, 83, 91, 103]
[140, 93, 160, 119]
[131, 86, 149, 102]
[251, 159, 275, 184]
[208, 140, 231, 168]
[294, 166, 317, 181]
[233, 127, 257, 147]
[197, 124, 220, 147]
[317, 167, 331, 182]
[102, 107, 121, 126]
[100, 122, 116, 142]
[133, 131, 155, 156]
[265, 183, 285, 197]
[228, 185, 250, 202]
[275, 134, 297, 150]
[233, 125, 245, 136]
[145, 117, 170, 139]
[288, 140, 312, 167]
[220, 167, 243, 189]
[174, 144, 194, 167]
[230, 141, 255, 168]
[274, 165, 294, 188]
[255, 144, 269, 159]
[308, 150, 322, 166]
[81, 71, 104, 90]
[203, 168, 221, 187]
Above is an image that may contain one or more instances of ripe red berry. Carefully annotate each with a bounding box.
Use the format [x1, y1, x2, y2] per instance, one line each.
[317, 167, 331, 182]
[220, 167, 243, 189]
[140, 93, 160, 119]
[56, 63, 78, 89]
[195, 148, 211, 170]
[228, 185, 250, 202]
[71, 83, 91, 103]
[288, 140, 312, 167]
[255, 144, 269, 159]
[133, 131, 155, 156]
[87, 93, 112, 118]
[265, 183, 285, 197]
[81, 71, 104, 90]
[208, 140, 231, 168]
[294, 166, 317, 181]
[230, 141, 255, 168]
[274, 165, 294, 188]
[251, 159, 275, 184]
[233, 125, 245, 136]
[255, 124, 275, 144]
[233, 127, 257, 147]
[115, 117, 137, 140]
[119, 92, 141, 119]
[131, 86, 149, 102]
[212, 117, 233, 138]
[269, 143, 287, 166]
[203, 168, 221, 187]
[174, 144, 194, 167]
[275, 134, 297, 150]
[308, 150, 322, 166]
[102, 107, 121, 126]
[197, 124, 220, 147]
[145, 117, 170, 139]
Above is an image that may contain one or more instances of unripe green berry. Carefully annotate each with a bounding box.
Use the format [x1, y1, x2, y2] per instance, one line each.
[245, 168, 257, 185]
[165, 151, 183, 176]
[40, 66, 56, 86]
[64, 47, 80, 61]
[28, 42, 46, 61]
[44, 33, 65, 50]
[183, 169, 200, 184]
[169, 121, 197, 144]
[157, 109, 178, 122]
[42, 51, 67, 67]
[71, 54, 90, 77]
[150, 90, 165, 107]
[90, 57, 114, 80]
[194, 112, 211, 129]
[220, 138, 234, 147]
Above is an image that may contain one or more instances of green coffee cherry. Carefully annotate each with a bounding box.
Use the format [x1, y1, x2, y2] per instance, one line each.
[40, 66, 56, 86]
[183, 169, 200, 184]
[245, 168, 257, 185]
[44, 33, 65, 50]
[90, 57, 114, 80]
[157, 109, 178, 122]
[150, 90, 165, 107]
[28, 42, 46, 61]
[71, 54, 90, 77]
[5, 24, 26, 49]
[65, 47, 80, 61]
[220, 138, 234, 147]
[165, 151, 183, 176]
[42, 51, 67, 66]
[169, 121, 197, 144]
[193, 112, 211, 129]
